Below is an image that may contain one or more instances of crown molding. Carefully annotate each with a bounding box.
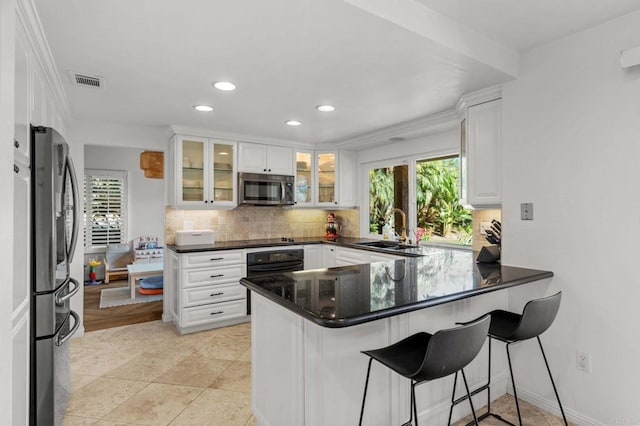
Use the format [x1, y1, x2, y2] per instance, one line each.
[168, 125, 315, 149]
[327, 109, 460, 150]
[455, 84, 502, 116]
[17, 0, 72, 125]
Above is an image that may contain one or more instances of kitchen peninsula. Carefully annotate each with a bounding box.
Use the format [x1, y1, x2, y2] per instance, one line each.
[240, 247, 553, 426]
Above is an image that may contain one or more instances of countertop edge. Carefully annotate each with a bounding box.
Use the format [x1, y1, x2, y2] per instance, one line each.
[240, 269, 553, 328]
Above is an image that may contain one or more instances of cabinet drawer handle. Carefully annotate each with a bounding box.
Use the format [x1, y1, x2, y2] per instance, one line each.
[210, 274, 224, 278]
[210, 311, 224, 315]
[14, 139, 20, 148]
[209, 257, 223, 261]
[14, 164, 19, 174]
[210, 292, 224, 297]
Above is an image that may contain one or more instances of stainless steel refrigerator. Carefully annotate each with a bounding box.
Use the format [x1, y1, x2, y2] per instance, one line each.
[30, 126, 81, 425]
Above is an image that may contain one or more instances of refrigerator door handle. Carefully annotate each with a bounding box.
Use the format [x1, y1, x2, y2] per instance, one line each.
[55, 277, 80, 305]
[65, 156, 79, 263]
[56, 310, 80, 346]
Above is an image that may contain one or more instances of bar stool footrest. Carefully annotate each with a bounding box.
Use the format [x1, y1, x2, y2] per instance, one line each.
[464, 412, 517, 426]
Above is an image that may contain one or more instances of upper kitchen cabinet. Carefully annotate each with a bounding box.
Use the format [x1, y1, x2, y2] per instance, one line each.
[294, 150, 314, 206]
[238, 142, 293, 175]
[315, 150, 356, 208]
[169, 135, 237, 208]
[458, 90, 502, 208]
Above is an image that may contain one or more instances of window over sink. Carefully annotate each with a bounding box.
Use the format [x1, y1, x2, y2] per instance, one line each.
[367, 155, 471, 246]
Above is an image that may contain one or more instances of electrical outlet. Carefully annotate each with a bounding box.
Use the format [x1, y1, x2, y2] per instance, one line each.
[576, 351, 592, 373]
[479, 222, 491, 235]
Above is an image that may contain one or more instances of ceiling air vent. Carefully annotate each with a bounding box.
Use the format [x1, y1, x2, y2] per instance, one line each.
[70, 72, 104, 89]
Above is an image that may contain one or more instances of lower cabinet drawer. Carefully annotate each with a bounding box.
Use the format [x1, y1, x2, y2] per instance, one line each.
[182, 265, 244, 288]
[182, 299, 247, 327]
[182, 283, 246, 308]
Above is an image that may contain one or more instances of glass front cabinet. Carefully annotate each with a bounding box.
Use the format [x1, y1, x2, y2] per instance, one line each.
[171, 135, 237, 208]
[316, 151, 337, 206]
[294, 150, 314, 206]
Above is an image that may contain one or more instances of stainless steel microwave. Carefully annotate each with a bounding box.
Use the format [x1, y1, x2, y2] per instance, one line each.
[238, 172, 295, 206]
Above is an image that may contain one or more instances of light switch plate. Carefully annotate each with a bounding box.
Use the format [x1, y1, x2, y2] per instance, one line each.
[520, 203, 533, 220]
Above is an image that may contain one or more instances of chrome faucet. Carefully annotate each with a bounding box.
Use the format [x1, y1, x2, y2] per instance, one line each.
[391, 208, 407, 243]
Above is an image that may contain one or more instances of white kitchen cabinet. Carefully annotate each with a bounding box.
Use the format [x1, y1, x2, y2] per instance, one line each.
[334, 246, 368, 266]
[168, 249, 249, 334]
[294, 150, 314, 206]
[460, 98, 502, 207]
[310, 150, 356, 208]
[321, 245, 336, 268]
[238, 142, 293, 175]
[14, 22, 30, 164]
[169, 135, 237, 208]
[303, 245, 323, 269]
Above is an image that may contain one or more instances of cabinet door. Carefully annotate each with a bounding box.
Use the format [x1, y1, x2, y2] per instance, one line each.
[322, 245, 336, 268]
[13, 161, 29, 315]
[303, 245, 323, 269]
[177, 136, 208, 206]
[335, 246, 367, 266]
[238, 142, 267, 173]
[466, 99, 502, 206]
[338, 150, 356, 207]
[316, 152, 337, 206]
[266, 146, 293, 175]
[211, 141, 236, 206]
[14, 23, 30, 163]
[294, 151, 314, 206]
[11, 311, 29, 426]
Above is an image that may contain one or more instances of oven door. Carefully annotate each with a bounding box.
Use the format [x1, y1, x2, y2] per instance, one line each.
[246, 260, 304, 314]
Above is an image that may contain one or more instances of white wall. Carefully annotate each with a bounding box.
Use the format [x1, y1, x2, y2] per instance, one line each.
[501, 10, 640, 425]
[67, 120, 168, 334]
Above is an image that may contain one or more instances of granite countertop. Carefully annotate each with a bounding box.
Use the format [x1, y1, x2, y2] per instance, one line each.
[240, 248, 553, 328]
[167, 236, 440, 257]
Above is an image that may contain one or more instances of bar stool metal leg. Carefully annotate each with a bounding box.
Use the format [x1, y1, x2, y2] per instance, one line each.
[447, 371, 459, 425]
[461, 369, 480, 426]
[506, 343, 523, 426]
[359, 358, 373, 426]
[537, 337, 569, 426]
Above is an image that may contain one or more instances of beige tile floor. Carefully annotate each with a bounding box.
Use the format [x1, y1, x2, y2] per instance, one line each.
[63, 320, 256, 426]
[65, 320, 567, 426]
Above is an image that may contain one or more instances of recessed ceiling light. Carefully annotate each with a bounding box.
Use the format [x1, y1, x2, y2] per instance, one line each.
[213, 81, 236, 91]
[285, 120, 302, 126]
[194, 105, 213, 112]
[316, 105, 335, 112]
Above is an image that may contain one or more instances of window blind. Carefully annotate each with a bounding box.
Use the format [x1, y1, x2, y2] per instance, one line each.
[84, 169, 128, 249]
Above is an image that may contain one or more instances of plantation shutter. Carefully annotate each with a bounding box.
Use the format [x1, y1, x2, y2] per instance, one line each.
[84, 169, 128, 249]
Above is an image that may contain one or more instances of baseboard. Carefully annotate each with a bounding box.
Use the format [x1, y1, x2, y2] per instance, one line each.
[506, 384, 603, 426]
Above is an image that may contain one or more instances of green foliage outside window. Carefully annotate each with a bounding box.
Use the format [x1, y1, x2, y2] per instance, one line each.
[369, 157, 472, 245]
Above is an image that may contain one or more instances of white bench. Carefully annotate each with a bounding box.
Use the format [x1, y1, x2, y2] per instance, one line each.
[126, 262, 163, 299]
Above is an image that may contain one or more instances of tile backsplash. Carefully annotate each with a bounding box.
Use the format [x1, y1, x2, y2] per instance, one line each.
[165, 207, 360, 244]
[471, 208, 502, 252]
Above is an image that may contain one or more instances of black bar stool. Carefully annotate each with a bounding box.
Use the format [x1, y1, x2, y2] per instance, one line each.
[451, 291, 568, 426]
[358, 315, 490, 426]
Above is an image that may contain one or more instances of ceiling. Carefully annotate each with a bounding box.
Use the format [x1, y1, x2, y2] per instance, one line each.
[35, 0, 640, 145]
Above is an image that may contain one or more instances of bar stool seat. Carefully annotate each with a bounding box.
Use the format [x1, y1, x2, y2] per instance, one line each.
[452, 291, 568, 426]
[359, 315, 490, 426]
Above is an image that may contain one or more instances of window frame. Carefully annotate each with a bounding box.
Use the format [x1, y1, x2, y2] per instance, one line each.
[360, 147, 470, 248]
[84, 168, 129, 253]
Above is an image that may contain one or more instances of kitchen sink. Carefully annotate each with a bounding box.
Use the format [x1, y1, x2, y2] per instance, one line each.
[354, 241, 419, 250]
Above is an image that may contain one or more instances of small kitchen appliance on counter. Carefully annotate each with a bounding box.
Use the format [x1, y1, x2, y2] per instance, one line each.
[325, 212, 339, 239]
[175, 229, 215, 246]
[477, 219, 502, 263]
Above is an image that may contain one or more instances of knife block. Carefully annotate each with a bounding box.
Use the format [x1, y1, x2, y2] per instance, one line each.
[476, 245, 500, 263]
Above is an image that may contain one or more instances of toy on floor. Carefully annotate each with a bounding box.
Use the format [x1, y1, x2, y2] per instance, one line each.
[85, 259, 102, 285]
